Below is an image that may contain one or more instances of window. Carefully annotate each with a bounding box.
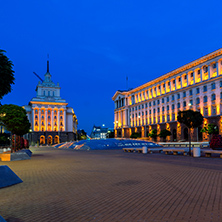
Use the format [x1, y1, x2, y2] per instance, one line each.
[183, 101, 186, 107]
[145, 111, 147, 115]
[178, 77, 181, 82]
[189, 100, 193, 106]
[172, 104, 175, 110]
[198, 69, 200, 75]
[157, 108, 160, 113]
[153, 101, 155, 106]
[54, 110, 57, 114]
[189, 90, 192, 96]
[167, 97, 169, 102]
[48, 91, 50, 96]
[167, 105, 169, 111]
[184, 75, 187, 80]
[177, 94, 180, 99]
[211, 94, 216, 101]
[204, 66, 208, 73]
[196, 98, 200, 105]
[35, 109, 38, 114]
[135, 107, 137, 111]
[142, 104, 144, 109]
[203, 85, 207, 92]
[221, 92, 222, 99]
[149, 110, 151, 114]
[167, 115, 170, 121]
[172, 95, 175, 101]
[168, 82, 170, 87]
[177, 103, 180, 109]
[173, 79, 175, 84]
[153, 109, 156, 114]
[157, 100, 160, 105]
[132, 108, 134, 111]
[145, 103, 148, 108]
[204, 107, 208, 116]
[191, 72, 193, 78]
[138, 106, 140, 110]
[162, 107, 165, 112]
[204, 96, 208, 103]
[213, 63, 216, 69]
[48, 116, 50, 119]
[48, 110, 51, 114]
[162, 116, 165, 122]
[35, 115, 38, 119]
[162, 98, 164, 103]
[149, 102, 151, 107]
[212, 106, 216, 115]
[41, 115, 44, 119]
[211, 83, 216, 90]
[41, 110, 44, 113]
[220, 81, 222, 88]
[196, 88, 200, 94]
[183, 91, 186, 98]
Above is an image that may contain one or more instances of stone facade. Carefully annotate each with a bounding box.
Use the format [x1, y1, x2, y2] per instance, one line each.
[112, 48, 222, 142]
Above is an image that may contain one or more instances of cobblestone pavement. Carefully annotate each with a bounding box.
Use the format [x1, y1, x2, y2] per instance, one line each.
[0, 147, 222, 222]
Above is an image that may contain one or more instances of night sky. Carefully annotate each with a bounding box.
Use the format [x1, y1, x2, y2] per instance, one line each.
[1, 0, 222, 134]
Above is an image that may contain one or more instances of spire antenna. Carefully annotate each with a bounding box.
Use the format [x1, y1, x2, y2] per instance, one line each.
[47, 54, 49, 73]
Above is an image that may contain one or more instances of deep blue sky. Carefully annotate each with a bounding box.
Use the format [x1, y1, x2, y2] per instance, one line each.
[1, 0, 222, 134]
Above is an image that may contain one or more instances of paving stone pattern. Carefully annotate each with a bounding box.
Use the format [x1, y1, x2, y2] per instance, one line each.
[0, 147, 222, 222]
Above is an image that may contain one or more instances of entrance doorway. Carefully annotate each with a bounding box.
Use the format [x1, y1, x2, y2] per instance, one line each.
[54, 135, 60, 144]
[40, 135, 45, 145]
[184, 128, 188, 141]
[173, 129, 177, 141]
[47, 135, 53, 145]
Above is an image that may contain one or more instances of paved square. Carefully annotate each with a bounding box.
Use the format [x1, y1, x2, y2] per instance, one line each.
[0, 147, 222, 222]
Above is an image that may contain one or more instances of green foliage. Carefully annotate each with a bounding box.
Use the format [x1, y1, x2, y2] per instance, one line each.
[130, 132, 141, 138]
[0, 104, 31, 136]
[158, 129, 172, 138]
[148, 129, 158, 139]
[0, 50, 15, 100]
[201, 123, 219, 135]
[0, 133, 10, 145]
[177, 110, 203, 129]
[107, 131, 114, 138]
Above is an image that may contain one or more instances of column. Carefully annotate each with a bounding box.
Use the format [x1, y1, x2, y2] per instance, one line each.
[52, 109, 54, 131]
[38, 109, 41, 131]
[200, 67, 203, 82]
[32, 109, 34, 131]
[64, 110, 66, 131]
[45, 109, 47, 131]
[57, 110, 59, 131]
[216, 62, 219, 77]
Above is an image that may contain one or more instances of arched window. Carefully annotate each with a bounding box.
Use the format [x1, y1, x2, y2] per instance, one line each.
[42, 115, 44, 119]
[196, 98, 200, 105]
[54, 116, 57, 119]
[35, 115, 38, 119]
[60, 116, 63, 119]
[48, 110, 51, 114]
[35, 121, 38, 126]
[211, 94, 216, 101]
[35, 109, 38, 114]
[204, 96, 208, 103]
[183, 101, 186, 107]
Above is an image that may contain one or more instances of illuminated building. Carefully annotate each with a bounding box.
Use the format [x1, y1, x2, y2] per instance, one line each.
[24, 60, 78, 145]
[112, 48, 222, 142]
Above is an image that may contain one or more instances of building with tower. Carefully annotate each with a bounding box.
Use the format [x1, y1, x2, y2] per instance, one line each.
[24, 60, 78, 145]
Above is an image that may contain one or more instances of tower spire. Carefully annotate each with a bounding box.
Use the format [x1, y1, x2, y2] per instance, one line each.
[47, 54, 49, 73]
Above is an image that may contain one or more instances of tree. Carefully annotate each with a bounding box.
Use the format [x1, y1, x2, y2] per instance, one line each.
[0, 50, 15, 100]
[0, 104, 30, 151]
[159, 129, 172, 142]
[201, 123, 219, 140]
[130, 132, 141, 139]
[177, 110, 203, 155]
[148, 129, 158, 141]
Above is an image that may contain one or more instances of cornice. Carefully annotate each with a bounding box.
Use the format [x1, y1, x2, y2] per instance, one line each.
[127, 48, 222, 94]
